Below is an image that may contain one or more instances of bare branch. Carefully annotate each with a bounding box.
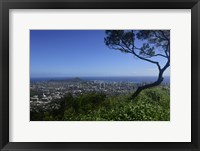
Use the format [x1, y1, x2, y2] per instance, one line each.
[152, 54, 168, 58]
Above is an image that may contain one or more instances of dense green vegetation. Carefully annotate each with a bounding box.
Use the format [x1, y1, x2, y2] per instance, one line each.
[30, 86, 170, 121]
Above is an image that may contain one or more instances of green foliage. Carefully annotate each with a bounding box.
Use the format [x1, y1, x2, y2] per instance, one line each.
[30, 87, 170, 121]
[104, 30, 170, 58]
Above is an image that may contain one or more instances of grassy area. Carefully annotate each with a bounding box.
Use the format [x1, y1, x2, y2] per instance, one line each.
[30, 86, 170, 121]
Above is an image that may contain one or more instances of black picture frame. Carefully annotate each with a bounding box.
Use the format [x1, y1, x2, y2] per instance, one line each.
[0, 0, 199, 150]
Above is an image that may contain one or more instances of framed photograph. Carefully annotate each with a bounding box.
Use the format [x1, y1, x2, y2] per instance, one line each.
[0, 0, 199, 150]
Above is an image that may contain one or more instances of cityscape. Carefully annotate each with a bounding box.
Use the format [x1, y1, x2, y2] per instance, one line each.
[30, 77, 169, 113]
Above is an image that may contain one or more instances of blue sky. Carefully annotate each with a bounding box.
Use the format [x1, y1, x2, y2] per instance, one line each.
[30, 30, 170, 78]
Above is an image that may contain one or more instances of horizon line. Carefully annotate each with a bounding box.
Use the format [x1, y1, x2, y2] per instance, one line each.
[30, 75, 170, 78]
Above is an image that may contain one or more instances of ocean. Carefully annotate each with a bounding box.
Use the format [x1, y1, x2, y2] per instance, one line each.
[30, 76, 170, 84]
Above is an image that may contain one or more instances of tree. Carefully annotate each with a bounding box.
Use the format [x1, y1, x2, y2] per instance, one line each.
[104, 30, 170, 100]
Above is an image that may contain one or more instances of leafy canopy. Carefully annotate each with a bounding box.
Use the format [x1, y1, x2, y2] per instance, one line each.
[104, 30, 170, 60]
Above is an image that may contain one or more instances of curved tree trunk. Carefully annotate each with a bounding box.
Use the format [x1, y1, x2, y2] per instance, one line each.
[130, 74, 164, 100]
[130, 61, 170, 100]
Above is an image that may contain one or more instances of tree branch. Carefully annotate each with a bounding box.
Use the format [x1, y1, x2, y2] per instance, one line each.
[130, 47, 161, 71]
[133, 45, 167, 58]
[159, 30, 169, 41]
[152, 31, 167, 41]
[111, 44, 162, 71]
[152, 54, 168, 58]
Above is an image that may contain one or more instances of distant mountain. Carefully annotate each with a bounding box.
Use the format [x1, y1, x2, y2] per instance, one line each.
[68, 77, 83, 82]
[48, 77, 83, 82]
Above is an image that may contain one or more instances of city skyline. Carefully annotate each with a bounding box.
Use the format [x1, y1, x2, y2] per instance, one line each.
[30, 30, 170, 78]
